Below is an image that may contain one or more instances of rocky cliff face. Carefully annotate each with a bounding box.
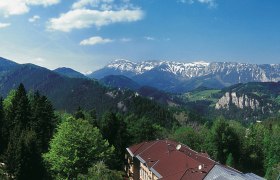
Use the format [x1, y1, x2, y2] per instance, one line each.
[215, 92, 264, 111]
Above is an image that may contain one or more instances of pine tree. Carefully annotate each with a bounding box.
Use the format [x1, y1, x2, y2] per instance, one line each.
[100, 113, 129, 169]
[0, 98, 5, 156]
[1, 90, 16, 155]
[4, 84, 32, 177]
[10, 83, 31, 129]
[88, 109, 98, 126]
[74, 106, 85, 120]
[211, 118, 240, 165]
[15, 130, 44, 180]
[30, 91, 56, 152]
[99, 112, 119, 144]
[5, 124, 22, 176]
[4, 84, 54, 179]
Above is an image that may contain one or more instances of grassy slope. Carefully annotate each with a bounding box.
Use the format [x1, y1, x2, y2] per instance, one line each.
[185, 89, 221, 102]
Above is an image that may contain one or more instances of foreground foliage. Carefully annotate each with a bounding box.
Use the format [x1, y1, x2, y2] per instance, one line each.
[77, 161, 123, 180]
[43, 117, 114, 179]
[0, 84, 56, 179]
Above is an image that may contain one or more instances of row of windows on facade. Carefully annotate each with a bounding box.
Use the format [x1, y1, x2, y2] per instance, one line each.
[140, 166, 152, 180]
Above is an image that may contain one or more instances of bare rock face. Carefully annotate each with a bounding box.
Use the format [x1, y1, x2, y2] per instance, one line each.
[117, 101, 127, 112]
[215, 92, 260, 111]
[215, 92, 231, 110]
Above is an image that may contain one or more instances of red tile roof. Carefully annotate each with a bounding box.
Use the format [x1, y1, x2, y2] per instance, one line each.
[127, 140, 216, 180]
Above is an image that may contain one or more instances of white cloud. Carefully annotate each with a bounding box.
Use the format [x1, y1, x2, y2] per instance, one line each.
[34, 57, 46, 62]
[197, 0, 217, 7]
[179, 0, 217, 7]
[0, 23, 11, 29]
[26, 0, 60, 6]
[0, 0, 60, 17]
[29, 15, 40, 22]
[48, 0, 143, 32]
[80, 36, 113, 45]
[164, 38, 171, 41]
[120, 38, 131, 42]
[144, 36, 155, 41]
[48, 9, 144, 32]
[72, 0, 114, 10]
[72, 0, 136, 10]
[0, 0, 29, 17]
[178, 0, 189, 3]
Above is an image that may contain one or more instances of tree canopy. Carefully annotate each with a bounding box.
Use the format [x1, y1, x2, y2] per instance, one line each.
[43, 117, 114, 179]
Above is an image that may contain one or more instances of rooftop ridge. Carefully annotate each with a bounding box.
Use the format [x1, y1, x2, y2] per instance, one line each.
[138, 140, 160, 158]
[129, 142, 146, 156]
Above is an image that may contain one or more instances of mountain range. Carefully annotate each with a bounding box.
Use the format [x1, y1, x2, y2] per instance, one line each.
[54, 67, 87, 79]
[89, 59, 280, 93]
[0, 56, 279, 121]
[0, 57, 173, 123]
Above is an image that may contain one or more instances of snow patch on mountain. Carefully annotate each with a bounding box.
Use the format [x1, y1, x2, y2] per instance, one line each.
[104, 59, 213, 78]
[91, 60, 280, 83]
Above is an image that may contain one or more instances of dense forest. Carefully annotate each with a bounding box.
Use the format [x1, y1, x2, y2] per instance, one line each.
[0, 84, 279, 179]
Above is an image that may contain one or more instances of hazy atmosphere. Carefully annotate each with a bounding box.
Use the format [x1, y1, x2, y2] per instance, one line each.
[1, 0, 280, 73]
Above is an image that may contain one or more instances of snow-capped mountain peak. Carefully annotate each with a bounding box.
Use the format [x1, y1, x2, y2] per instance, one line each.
[88, 60, 280, 92]
[107, 59, 137, 72]
[105, 60, 213, 76]
[190, 61, 210, 66]
[83, 71, 93, 75]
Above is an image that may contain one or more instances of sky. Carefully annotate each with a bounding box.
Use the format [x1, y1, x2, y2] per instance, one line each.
[0, 0, 280, 73]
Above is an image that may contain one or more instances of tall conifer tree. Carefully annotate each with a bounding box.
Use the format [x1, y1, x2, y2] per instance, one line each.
[30, 91, 56, 152]
[0, 98, 5, 156]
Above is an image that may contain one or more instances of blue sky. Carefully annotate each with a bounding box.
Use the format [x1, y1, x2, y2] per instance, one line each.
[0, 0, 280, 73]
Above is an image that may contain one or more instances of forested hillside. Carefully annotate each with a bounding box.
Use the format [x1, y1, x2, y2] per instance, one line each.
[177, 82, 280, 122]
[0, 58, 174, 122]
[0, 84, 279, 179]
[53, 67, 87, 79]
[172, 117, 280, 179]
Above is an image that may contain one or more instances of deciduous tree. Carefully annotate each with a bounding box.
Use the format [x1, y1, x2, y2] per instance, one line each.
[43, 117, 114, 179]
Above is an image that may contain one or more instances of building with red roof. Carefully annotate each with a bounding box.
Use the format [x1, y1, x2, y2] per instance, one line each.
[125, 140, 265, 180]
